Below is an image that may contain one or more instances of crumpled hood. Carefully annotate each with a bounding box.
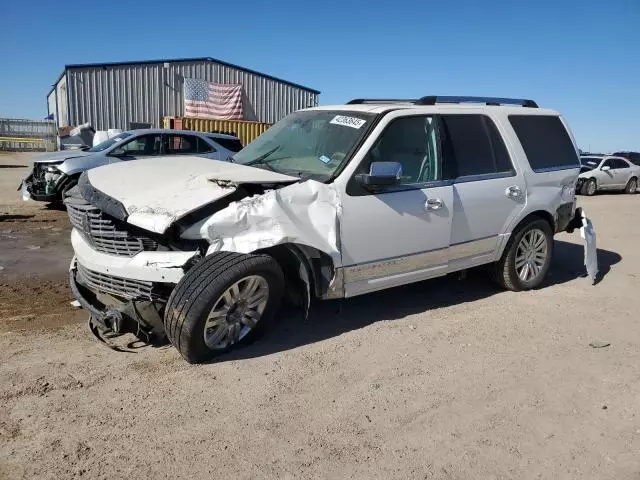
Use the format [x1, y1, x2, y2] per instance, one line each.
[34, 150, 93, 164]
[86, 156, 298, 233]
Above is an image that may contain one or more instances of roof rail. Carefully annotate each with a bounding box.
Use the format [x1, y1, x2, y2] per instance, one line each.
[347, 98, 418, 104]
[416, 96, 538, 108]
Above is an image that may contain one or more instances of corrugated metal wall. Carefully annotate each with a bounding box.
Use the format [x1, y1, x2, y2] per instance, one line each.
[65, 60, 319, 131]
[0, 118, 57, 151]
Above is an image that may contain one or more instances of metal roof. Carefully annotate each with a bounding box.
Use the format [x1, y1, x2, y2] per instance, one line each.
[49, 57, 320, 95]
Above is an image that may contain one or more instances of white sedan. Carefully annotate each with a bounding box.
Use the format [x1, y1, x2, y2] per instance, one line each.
[577, 155, 639, 195]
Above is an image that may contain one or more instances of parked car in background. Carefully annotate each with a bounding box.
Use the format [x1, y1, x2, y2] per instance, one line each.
[613, 151, 640, 167]
[64, 95, 586, 363]
[577, 155, 639, 195]
[19, 129, 243, 203]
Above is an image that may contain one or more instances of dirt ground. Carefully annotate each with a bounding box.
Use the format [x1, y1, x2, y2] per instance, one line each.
[1, 152, 639, 479]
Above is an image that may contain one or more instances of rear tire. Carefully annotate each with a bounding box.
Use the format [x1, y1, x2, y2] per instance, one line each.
[625, 177, 637, 194]
[493, 218, 553, 292]
[164, 252, 284, 363]
[581, 178, 597, 196]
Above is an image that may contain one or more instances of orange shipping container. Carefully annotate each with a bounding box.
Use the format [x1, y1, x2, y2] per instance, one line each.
[163, 117, 271, 147]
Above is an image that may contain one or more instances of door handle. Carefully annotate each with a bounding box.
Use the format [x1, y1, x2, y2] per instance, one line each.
[425, 198, 444, 211]
[505, 186, 522, 199]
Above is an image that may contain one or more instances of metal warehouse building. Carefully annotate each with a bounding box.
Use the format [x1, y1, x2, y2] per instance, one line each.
[47, 57, 320, 130]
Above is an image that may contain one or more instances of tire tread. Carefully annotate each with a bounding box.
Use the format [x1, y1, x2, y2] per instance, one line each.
[164, 252, 283, 362]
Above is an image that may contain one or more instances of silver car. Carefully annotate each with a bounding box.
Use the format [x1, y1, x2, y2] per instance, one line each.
[20, 129, 243, 203]
[577, 155, 640, 195]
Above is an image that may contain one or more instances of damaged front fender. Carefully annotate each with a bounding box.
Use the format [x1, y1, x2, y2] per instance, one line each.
[202, 180, 342, 264]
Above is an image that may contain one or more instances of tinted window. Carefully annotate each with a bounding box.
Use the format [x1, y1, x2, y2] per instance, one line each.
[120, 134, 161, 156]
[612, 159, 629, 169]
[212, 137, 243, 152]
[359, 115, 440, 184]
[580, 157, 601, 171]
[602, 159, 614, 168]
[509, 115, 579, 172]
[164, 135, 199, 154]
[613, 151, 640, 165]
[440, 115, 513, 178]
[196, 137, 214, 153]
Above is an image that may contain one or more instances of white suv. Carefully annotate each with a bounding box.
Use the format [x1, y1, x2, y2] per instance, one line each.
[65, 96, 583, 363]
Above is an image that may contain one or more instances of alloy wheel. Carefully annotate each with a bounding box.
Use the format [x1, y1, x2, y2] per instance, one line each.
[515, 228, 548, 282]
[203, 275, 269, 349]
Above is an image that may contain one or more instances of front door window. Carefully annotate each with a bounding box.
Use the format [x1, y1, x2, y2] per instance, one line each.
[120, 134, 162, 156]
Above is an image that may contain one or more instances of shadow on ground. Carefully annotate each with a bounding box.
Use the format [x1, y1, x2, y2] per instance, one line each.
[0, 165, 28, 169]
[45, 203, 66, 211]
[0, 214, 34, 222]
[218, 240, 621, 362]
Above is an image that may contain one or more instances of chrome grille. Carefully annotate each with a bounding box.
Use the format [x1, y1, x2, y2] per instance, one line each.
[76, 262, 154, 300]
[66, 201, 158, 257]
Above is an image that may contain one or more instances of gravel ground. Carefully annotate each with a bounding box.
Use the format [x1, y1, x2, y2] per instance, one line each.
[1, 152, 639, 479]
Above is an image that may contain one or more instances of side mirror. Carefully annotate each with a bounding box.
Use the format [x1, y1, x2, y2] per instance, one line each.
[601, 165, 611, 172]
[111, 147, 127, 157]
[356, 161, 402, 189]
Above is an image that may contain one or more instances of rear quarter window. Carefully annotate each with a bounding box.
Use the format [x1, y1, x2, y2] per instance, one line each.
[509, 115, 579, 172]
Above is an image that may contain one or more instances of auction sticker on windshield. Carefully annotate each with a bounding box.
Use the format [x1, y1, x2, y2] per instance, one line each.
[330, 115, 367, 129]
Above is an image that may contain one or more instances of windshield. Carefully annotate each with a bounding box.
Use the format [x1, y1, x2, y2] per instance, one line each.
[232, 110, 375, 180]
[580, 157, 601, 172]
[88, 132, 132, 152]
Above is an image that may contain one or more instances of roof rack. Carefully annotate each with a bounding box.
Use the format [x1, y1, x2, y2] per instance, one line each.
[346, 96, 538, 108]
[416, 96, 538, 107]
[347, 99, 418, 104]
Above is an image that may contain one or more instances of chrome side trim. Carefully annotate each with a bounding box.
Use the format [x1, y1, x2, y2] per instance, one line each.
[531, 165, 580, 173]
[343, 247, 448, 284]
[449, 236, 497, 261]
[343, 235, 499, 286]
[321, 267, 345, 300]
[453, 171, 515, 184]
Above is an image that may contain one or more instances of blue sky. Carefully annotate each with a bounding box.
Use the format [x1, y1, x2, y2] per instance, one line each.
[1, 0, 638, 152]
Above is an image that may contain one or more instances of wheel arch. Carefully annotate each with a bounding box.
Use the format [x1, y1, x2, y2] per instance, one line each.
[254, 243, 340, 303]
[499, 210, 555, 259]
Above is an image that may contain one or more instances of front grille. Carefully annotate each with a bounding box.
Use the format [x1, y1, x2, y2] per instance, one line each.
[66, 199, 158, 257]
[76, 262, 154, 300]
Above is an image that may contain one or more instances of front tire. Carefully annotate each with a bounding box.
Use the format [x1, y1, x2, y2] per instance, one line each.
[493, 218, 553, 291]
[581, 178, 597, 196]
[164, 252, 284, 363]
[625, 177, 637, 194]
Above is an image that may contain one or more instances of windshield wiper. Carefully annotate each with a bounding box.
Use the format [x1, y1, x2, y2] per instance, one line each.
[246, 146, 280, 166]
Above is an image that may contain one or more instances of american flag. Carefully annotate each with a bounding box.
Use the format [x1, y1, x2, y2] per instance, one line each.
[183, 78, 244, 120]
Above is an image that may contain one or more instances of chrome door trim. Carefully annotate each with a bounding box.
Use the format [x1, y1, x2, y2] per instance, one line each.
[343, 247, 448, 284]
[449, 236, 497, 262]
[342, 235, 498, 286]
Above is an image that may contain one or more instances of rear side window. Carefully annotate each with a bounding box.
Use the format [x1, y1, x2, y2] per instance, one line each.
[509, 115, 579, 172]
[196, 137, 214, 153]
[440, 115, 513, 179]
[211, 137, 243, 152]
[613, 152, 640, 166]
[164, 134, 199, 154]
[612, 159, 629, 169]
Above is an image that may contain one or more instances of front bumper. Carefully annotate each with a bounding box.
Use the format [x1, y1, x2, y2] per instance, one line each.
[19, 166, 75, 202]
[20, 179, 58, 202]
[71, 228, 198, 283]
[69, 229, 200, 336]
[70, 259, 168, 338]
